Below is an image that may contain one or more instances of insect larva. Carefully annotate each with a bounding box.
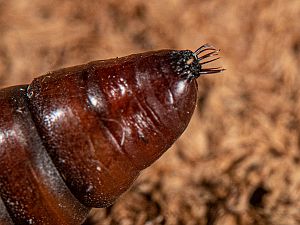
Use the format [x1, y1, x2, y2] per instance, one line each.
[0, 44, 222, 225]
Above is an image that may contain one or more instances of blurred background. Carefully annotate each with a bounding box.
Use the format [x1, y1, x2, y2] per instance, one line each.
[0, 0, 300, 224]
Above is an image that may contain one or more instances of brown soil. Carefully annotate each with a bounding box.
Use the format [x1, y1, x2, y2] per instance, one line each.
[1, 1, 300, 224]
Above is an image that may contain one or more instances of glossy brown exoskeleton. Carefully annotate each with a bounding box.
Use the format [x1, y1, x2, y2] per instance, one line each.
[0, 45, 222, 225]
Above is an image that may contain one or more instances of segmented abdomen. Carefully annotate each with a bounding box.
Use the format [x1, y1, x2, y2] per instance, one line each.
[0, 86, 89, 225]
[0, 49, 199, 225]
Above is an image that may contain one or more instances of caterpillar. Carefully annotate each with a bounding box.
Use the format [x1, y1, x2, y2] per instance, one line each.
[0, 44, 222, 225]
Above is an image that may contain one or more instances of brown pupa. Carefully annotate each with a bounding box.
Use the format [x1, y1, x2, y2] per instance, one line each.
[0, 44, 222, 225]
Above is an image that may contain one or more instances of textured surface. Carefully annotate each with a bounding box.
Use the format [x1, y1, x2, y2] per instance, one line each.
[0, 0, 300, 224]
